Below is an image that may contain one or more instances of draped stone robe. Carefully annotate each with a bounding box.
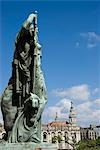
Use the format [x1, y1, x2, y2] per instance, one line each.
[1, 21, 47, 142]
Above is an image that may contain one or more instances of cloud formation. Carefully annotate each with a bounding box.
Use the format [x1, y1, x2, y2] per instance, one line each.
[94, 98, 100, 107]
[80, 32, 100, 48]
[43, 98, 71, 122]
[43, 84, 100, 127]
[52, 84, 90, 101]
[77, 100, 100, 126]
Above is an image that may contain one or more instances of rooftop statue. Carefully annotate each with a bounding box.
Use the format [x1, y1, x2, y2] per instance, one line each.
[1, 13, 47, 143]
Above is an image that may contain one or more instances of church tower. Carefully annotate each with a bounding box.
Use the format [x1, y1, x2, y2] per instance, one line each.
[69, 102, 77, 125]
[55, 112, 58, 121]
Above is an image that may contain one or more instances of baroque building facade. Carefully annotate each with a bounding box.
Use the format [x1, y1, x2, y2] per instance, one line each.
[42, 102, 81, 150]
[80, 125, 100, 140]
[0, 123, 5, 139]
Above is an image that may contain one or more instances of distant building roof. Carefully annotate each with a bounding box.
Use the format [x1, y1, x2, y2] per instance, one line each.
[47, 121, 69, 127]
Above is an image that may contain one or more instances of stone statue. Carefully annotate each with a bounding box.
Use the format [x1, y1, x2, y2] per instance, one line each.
[1, 13, 47, 143]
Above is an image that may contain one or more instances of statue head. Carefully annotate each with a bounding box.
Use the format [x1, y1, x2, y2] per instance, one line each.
[24, 93, 40, 125]
[29, 93, 39, 108]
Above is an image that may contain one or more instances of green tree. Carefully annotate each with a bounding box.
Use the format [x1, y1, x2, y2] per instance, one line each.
[52, 136, 58, 143]
[96, 137, 100, 147]
[52, 135, 62, 143]
[76, 138, 100, 150]
[58, 135, 62, 143]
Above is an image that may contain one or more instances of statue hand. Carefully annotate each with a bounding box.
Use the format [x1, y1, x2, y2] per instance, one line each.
[27, 13, 36, 24]
[23, 13, 37, 30]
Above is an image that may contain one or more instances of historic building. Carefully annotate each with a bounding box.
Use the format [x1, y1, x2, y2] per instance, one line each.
[0, 123, 5, 139]
[80, 125, 99, 140]
[0, 101, 99, 149]
[42, 102, 81, 150]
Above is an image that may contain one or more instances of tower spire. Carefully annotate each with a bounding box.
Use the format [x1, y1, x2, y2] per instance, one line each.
[69, 102, 77, 125]
[71, 101, 73, 108]
[55, 112, 58, 121]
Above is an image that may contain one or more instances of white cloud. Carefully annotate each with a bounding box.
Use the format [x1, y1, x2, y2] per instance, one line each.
[52, 84, 90, 101]
[43, 98, 100, 127]
[92, 88, 100, 95]
[56, 98, 71, 110]
[77, 101, 92, 122]
[80, 32, 100, 48]
[92, 110, 100, 119]
[94, 98, 100, 107]
[43, 84, 100, 126]
[43, 98, 71, 122]
[87, 43, 96, 48]
[77, 101, 92, 113]
[76, 99, 100, 125]
[1, 84, 99, 127]
[80, 32, 100, 41]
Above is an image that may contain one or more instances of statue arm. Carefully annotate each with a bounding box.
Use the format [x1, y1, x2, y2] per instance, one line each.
[23, 13, 37, 30]
[15, 13, 37, 46]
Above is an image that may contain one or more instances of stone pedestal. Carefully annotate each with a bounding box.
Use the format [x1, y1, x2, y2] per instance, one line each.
[0, 142, 57, 150]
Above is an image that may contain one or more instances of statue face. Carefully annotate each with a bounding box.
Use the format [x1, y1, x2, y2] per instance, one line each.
[30, 93, 39, 108]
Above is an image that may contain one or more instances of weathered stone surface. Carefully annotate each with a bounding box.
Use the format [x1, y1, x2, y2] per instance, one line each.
[0, 143, 57, 150]
[1, 12, 47, 143]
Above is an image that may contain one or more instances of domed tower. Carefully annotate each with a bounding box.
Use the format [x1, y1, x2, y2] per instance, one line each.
[69, 102, 77, 125]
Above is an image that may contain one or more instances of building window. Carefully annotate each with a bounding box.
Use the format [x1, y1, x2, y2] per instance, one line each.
[65, 132, 68, 143]
[43, 132, 47, 142]
[95, 133, 97, 139]
[81, 133, 83, 140]
[74, 133, 76, 139]
[58, 132, 62, 137]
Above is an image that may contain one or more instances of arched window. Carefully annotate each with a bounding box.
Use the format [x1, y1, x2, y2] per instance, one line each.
[43, 132, 47, 142]
[65, 132, 68, 143]
[74, 133, 76, 139]
[58, 132, 62, 136]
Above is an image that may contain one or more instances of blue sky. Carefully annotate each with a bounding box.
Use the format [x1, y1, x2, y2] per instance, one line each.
[0, 0, 100, 127]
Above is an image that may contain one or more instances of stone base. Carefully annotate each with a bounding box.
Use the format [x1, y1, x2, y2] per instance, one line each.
[0, 142, 57, 150]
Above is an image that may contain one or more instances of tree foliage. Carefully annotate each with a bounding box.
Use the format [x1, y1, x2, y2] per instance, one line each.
[76, 137, 100, 150]
[52, 135, 62, 143]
